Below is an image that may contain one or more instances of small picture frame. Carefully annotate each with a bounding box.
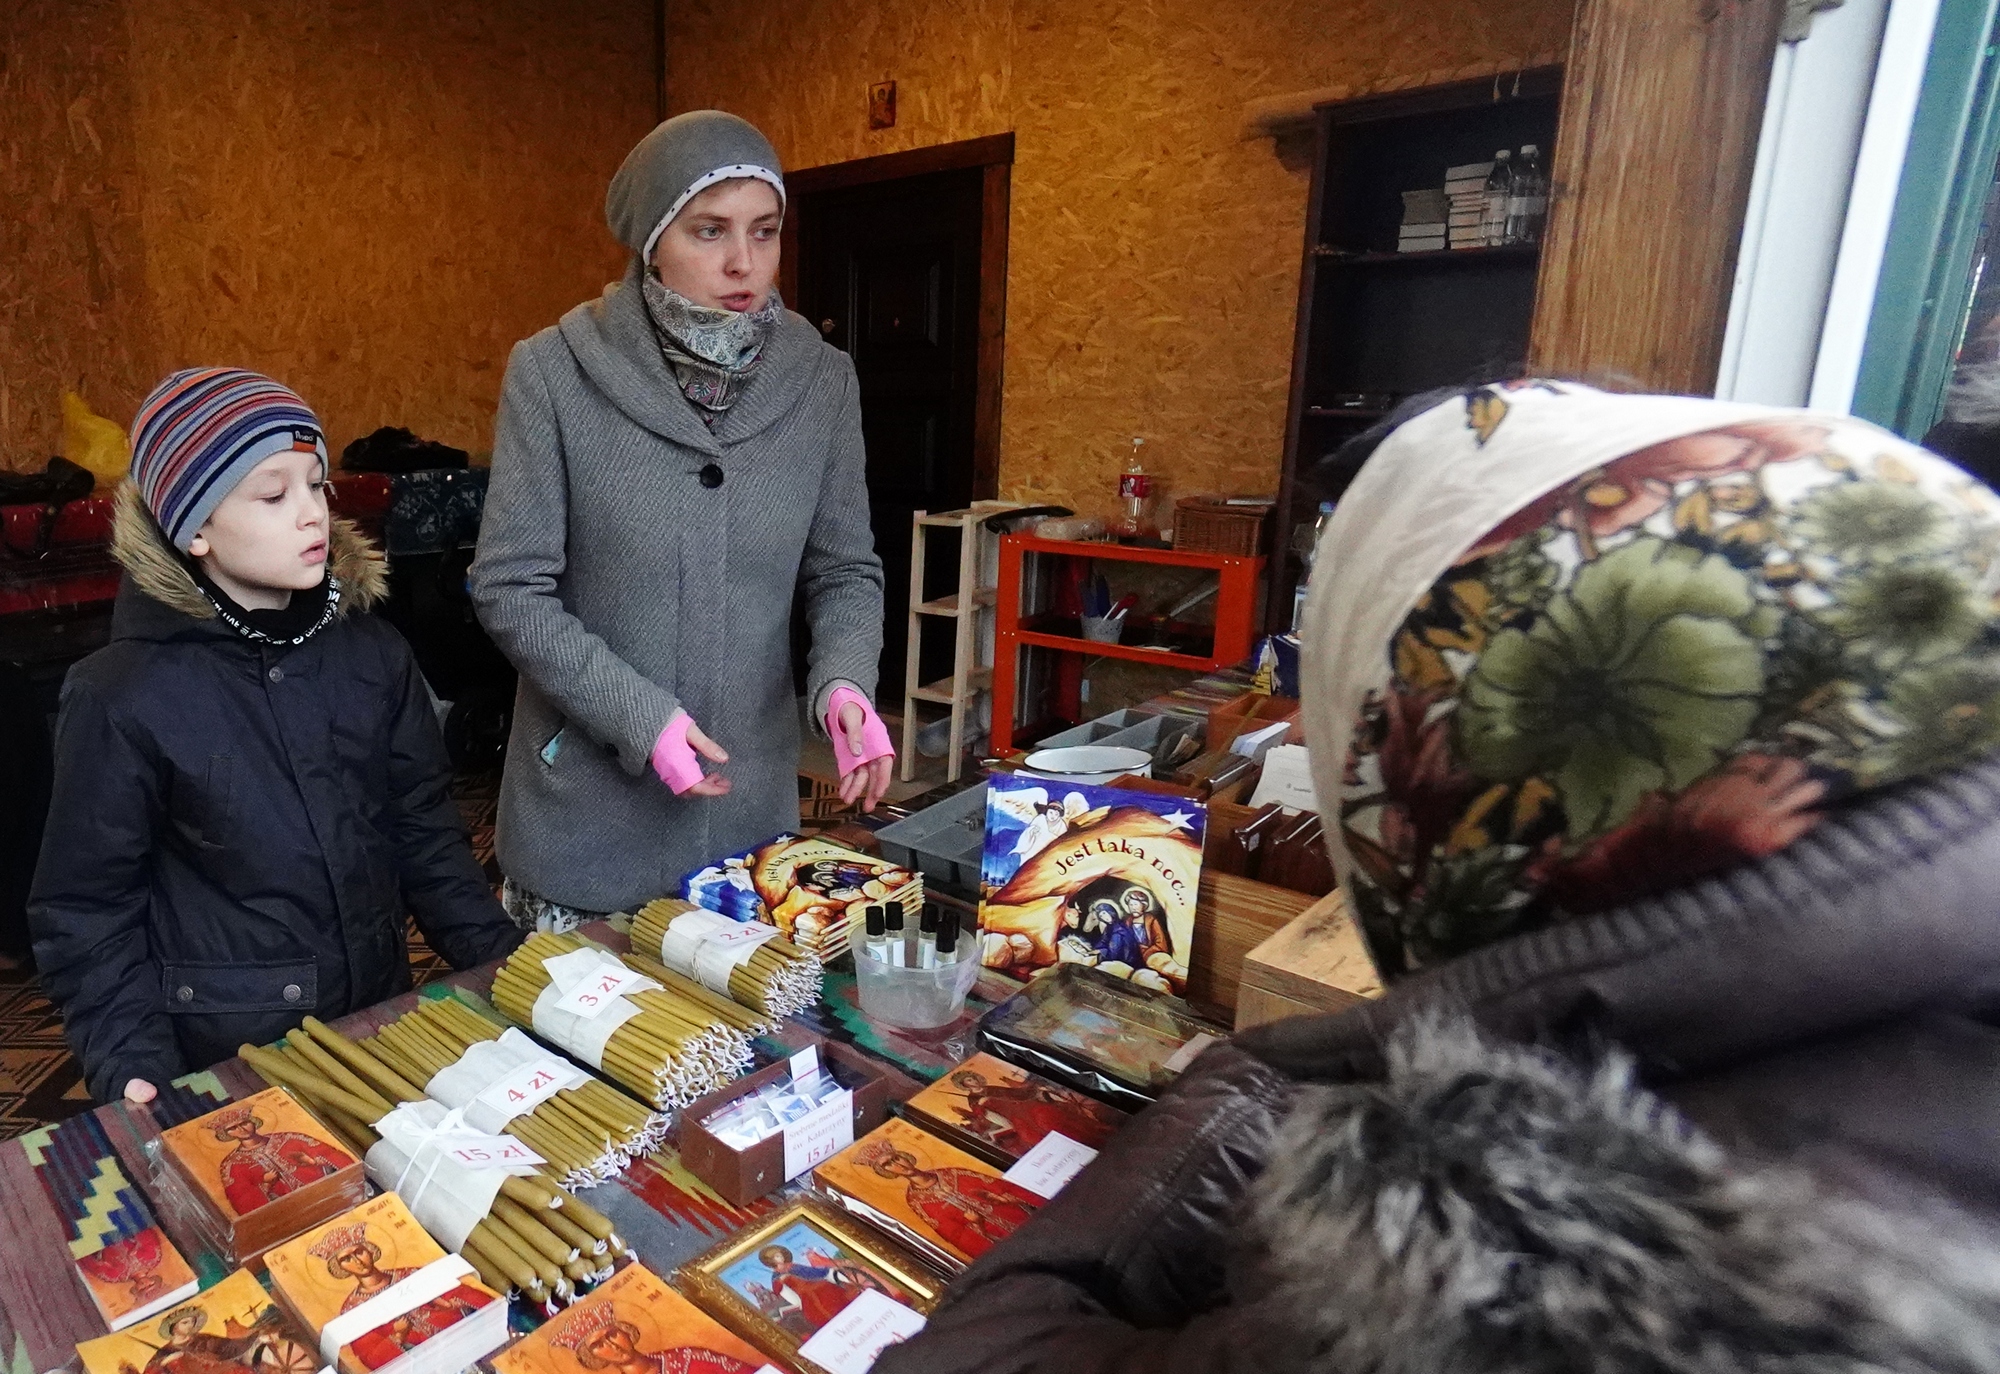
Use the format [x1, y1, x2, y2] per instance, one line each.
[869, 80, 897, 130]
[678, 1199, 942, 1374]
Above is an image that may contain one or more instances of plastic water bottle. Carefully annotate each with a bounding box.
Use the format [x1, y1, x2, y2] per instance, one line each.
[1481, 151, 1513, 247]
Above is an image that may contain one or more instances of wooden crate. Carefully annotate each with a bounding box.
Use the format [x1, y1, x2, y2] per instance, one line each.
[1235, 891, 1383, 1029]
[1186, 871, 1316, 1014]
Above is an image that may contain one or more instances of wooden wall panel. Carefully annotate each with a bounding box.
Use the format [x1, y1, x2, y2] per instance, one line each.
[0, 1, 160, 466]
[1529, 0, 1785, 393]
[3, 1, 651, 469]
[668, 0, 1576, 518]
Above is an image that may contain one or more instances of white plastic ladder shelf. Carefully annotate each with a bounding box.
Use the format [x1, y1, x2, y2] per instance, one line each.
[903, 502, 1025, 783]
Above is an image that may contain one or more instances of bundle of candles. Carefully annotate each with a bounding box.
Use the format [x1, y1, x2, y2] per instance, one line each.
[630, 896, 823, 1023]
[491, 931, 754, 1109]
[360, 996, 669, 1189]
[239, 1019, 628, 1313]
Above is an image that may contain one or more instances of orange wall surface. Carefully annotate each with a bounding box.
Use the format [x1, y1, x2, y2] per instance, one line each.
[667, 0, 1576, 517]
[1, 0, 651, 468]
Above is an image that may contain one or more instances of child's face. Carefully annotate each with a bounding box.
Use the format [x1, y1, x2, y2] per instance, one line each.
[188, 448, 328, 609]
[651, 178, 782, 313]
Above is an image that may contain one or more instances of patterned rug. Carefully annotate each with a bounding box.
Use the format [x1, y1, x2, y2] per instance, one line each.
[0, 768, 503, 1140]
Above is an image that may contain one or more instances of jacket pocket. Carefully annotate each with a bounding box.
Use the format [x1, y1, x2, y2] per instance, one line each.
[161, 957, 317, 1014]
[167, 754, 235, 851]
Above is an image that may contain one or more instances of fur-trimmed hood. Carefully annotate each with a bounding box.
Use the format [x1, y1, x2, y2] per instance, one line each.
[1243, 1018, 2000, 1373]
[110, 478, 386, 629]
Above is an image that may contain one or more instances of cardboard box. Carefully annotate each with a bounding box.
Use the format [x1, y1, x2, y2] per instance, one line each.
[680, 1040, 894, 1206]
[1234, 890, 1383, 1029]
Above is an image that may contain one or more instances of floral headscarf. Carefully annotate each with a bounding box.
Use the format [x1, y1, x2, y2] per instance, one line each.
[1300, 382, 2000, 978]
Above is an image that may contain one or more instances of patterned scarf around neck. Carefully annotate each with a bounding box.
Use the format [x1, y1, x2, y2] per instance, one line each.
[640, 271, 784, 422]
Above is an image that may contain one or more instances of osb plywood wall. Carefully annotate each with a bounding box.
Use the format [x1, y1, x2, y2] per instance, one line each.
[1, 0, 650, 469]
[667, 0, 1576, 515]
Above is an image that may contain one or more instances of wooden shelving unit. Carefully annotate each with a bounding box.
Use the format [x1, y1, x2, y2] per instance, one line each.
[900, 503, 1024, 783]
[1268, 67, 1565, 630]
[990, 535, 1263, 755]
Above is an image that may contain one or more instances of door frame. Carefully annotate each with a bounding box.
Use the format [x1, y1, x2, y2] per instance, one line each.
[782, 133, 1015, 500]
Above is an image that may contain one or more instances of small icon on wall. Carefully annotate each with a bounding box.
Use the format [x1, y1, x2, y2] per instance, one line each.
[869, 79, 897, 130]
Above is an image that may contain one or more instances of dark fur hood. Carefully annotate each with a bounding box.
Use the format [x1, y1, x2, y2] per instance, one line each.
[109, 478, 386, 626]
[1244, 1018, 2000, 1373]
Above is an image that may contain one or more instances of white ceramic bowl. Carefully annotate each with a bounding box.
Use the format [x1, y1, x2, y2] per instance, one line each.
[1018, 744, 1153, 785]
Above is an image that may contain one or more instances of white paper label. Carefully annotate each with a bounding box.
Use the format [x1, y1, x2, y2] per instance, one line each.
[1162, 1032, 1219, 1075]
[435, 1129, 544, 1170]
[782, 1087, 854, 1181]
[1001, 1131, 1098, 1199]
[1248, 743, 1317, 811]
[691, 919, 781, 994]
[790, 1045, 822, 1090]
[551, 961, 654, 1018]
[426, 1026, 590, 1133]
[795, 1289, 926, 1374]
[473, 1057, 568, 1119]
[315, 1253, 476, 1366]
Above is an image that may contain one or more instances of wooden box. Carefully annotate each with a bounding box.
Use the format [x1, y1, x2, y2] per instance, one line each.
[1234, 891, 1383, 1029]
[679, 1040, 893, 1206]
[1185, 871, 1316, 1013]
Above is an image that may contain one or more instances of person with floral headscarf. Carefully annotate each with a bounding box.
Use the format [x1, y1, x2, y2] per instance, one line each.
[872, 384, 2000, 1374]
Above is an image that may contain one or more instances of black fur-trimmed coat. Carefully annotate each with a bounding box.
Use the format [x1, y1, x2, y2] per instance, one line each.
[29, 485, 522, 1102]
[877, 758, 2000, 1374]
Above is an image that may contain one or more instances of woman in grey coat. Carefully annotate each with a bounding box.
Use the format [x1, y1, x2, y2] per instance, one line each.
[471, 112, 891, 929]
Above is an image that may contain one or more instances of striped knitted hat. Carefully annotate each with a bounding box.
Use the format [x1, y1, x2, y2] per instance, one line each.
[130, 368, 328, 551]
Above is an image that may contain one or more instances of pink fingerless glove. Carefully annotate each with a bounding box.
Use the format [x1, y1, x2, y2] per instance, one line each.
[651, 711, 705, 794]
[826, 686, 894, 774]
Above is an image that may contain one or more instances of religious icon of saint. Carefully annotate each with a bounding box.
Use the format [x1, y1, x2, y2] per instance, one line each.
[308, 1224, 492, 1370]
[119, 1301, 316, 1374]
[207, 1103, 353, 1215]
[551, 1305, 760, 1374]
[856, 1142, 1039, 1260]
[944, 1065, 1121, 1154]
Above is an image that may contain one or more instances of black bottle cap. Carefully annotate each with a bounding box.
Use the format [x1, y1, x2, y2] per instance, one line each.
[935, 914, 958, 954]
[919, 904, 937, 935]
[885, 902, 905, 933]
[699, 463, 724, 488]
[865, 904, 885, 938]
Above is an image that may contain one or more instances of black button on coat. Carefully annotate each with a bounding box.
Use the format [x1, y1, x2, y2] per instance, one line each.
[29, 485, 524, 1103]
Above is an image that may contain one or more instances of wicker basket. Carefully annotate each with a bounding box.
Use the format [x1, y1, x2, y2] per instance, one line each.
[1173, 498, 1271, 555]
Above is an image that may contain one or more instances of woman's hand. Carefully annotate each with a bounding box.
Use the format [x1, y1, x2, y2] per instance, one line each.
[683, 721, 732, 796]
[124, 1078, 157, 1105]
[836, 700, 893, 812]
[653, 711, 732, 796]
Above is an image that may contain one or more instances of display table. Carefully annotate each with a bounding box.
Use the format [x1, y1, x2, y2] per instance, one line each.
[0, 919, 1023, 1372]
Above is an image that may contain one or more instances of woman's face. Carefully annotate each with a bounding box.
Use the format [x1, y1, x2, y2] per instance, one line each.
[651, 178, 782, 312]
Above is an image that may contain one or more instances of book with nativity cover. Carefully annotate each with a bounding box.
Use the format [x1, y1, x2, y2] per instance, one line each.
[153, 1086, 367, 1265]
[811, 1118, 1043, 1274]
[76, 1267, 322, 1374]
[263, 1192, 506, 1374]
[494, 1263, 776, 1374]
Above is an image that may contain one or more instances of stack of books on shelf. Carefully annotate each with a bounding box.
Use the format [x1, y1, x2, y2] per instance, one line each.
[1397, 188, 1447, 253]
[1445, 161, 1494, 249]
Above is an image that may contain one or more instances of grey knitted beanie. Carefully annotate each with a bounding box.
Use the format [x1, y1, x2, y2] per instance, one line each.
[606, 111, 787, 263]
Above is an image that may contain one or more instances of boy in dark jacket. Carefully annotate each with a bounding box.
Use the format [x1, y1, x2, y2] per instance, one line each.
[30, 368, 524, 1105]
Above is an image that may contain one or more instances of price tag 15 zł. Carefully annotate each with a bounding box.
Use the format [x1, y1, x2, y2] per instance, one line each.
[438, 1130, 545, 1171]
[782, 1087, 854, 1181]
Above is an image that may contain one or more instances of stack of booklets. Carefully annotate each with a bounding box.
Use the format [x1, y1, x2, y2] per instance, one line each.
[811, 1118, 1043, 1274]
[1397, 187, 1447, 253]
[493, 1263, 775, 1374]
[1445, 160, 1494, 248]
[75, 1267, 322, 1374]
[684, 831, 922, 961]
[264, 1192, 508, 1374]
[151, 1086, 369, 1265]
[897, 1051, 1127, 1169]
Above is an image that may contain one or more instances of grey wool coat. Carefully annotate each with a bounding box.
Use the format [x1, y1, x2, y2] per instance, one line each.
[470, 259, 884, 913]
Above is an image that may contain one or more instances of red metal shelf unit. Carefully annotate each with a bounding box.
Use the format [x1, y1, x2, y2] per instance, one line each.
[991, 534, 1264, 754]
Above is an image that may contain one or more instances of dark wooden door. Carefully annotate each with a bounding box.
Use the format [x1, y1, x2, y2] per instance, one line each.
[795, 166, 984, 695]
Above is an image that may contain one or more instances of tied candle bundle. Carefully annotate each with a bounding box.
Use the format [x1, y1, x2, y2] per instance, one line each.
[238, 1019, 629, 1313]
[630, 896, 823, 1024]
[360, 996, 666, 1189]
[491, 931, 754, 1109]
